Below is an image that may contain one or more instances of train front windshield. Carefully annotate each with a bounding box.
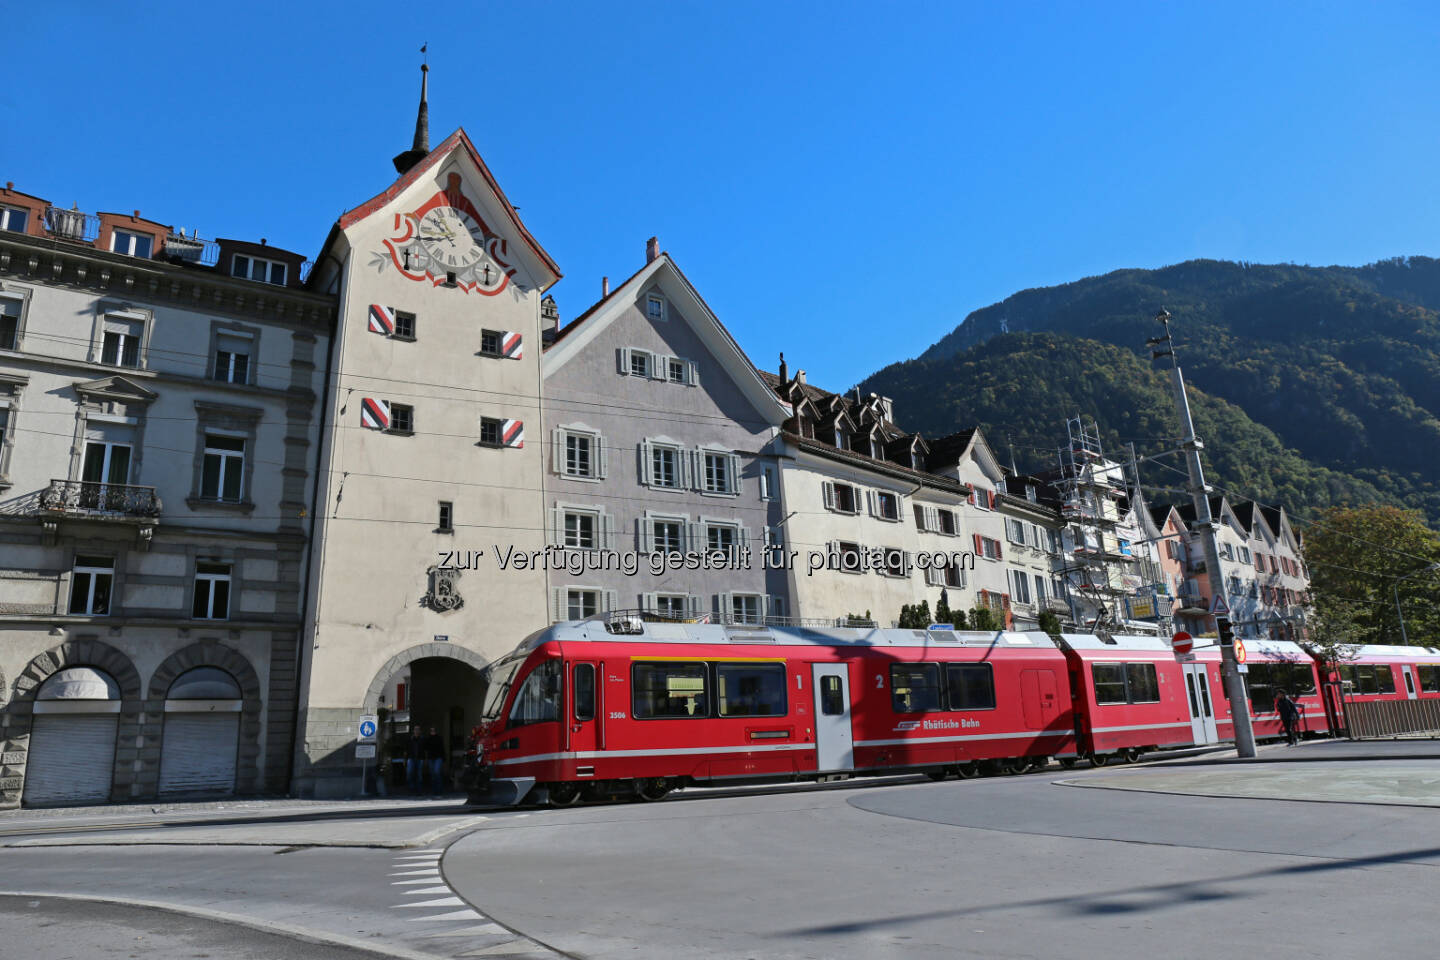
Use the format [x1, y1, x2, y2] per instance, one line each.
[480, 655, 525, 720]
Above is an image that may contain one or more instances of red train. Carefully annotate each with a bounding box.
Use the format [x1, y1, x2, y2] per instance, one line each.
[462, 616, 1434, 806]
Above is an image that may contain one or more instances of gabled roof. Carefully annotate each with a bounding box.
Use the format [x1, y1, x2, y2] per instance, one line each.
[542, 252, 790, 424]
[925, 430, 978, 469]
[73, 375, 158, 404]
[319, 127, 560, 290]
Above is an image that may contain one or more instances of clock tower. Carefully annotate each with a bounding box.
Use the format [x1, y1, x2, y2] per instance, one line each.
[294, 80, 561, 796]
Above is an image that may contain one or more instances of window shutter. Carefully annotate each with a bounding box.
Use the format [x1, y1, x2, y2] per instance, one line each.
[728, 454, 741, 494]
[549, 506, 563, 546]
[551, 587, 567, 622]
[687, 520, 703, 552]
[551, 428, 564, 475]
[597, 436, 609, 479]
[769, 595, 784, 619]
[822, 481, 836, 510]
[925, 564, 939, 586]
[604, 589, 618, 612]
[988, 490, 997, 509]
[617, 348, 631, 374]
[973, 533, 983, 555]
[639, 517, 652, 553]
[691, 448, 703, 491]
[639, 439, 652, 485]
[601, 511, 616, 550]
[913, 504, 925, 529]
[719, 592, 732, 622]
[687, 594, 704, 619]
[996, 540, 1003, 560]
[738, 525, 750, 557]
[642, 592, 656, 612]
[1002, 593, 1013, 629]
[865, 489, 877, 517]
[687, 360, 699, 387]
[649, 355, 666, 381]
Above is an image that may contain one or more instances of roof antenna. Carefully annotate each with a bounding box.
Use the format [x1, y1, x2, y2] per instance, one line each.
[392, 44, 431, 175]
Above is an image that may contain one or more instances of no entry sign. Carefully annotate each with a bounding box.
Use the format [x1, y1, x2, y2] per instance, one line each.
[1171, 631, 1194, 656]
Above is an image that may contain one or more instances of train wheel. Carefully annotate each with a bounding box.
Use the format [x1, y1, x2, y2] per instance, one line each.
[1090, 754, 1110, 767]
[547, 782, 581, 807]
[1058, 757, 1078, 769]
[1003, 758, 1028, 776]
[636, 777, 672, 802]
[1028, 756, 1049, 771]
[1121, 748, 1142, 764]
[956, 762, 980, 779]
[926, 768, 950, 781]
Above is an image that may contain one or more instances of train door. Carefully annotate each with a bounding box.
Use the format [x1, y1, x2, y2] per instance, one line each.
[811, 664, 854, 772]
[1401, 666, 1418, 700]
[1020, 669, 1060, 730]
[568, 661, 601, 778]
[1182, 662, 1219, 744]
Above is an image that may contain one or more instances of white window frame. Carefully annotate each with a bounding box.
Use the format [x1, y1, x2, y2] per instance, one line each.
[564, 509, 599, 549]
[696, 447, 741, 497]
[702, 518, 746, 562]
[877, 546, 909, 579]
[0, 206, 29, 233]
[640, 438, 686, 489]
[111, 228, 154, 258]
[554, 425, 606, 481]
[1006, 518, 1026, 544]
[1010, 569, 1033, 604]
[567, 587, 601, 620]
[822, 480, 860, 515]
[200, 432, 246, 502]
[728, 592, 764, 625]
[759, 465, 777, 501]
[192, 561, 232, 620]
[648, 513, 687, 554]
[629, 349, 655, 379]
[646, 294, 665, 322]
[872, 489, 902, 523]
[232, 253, 288, 286]
[69, 555, 115, 616]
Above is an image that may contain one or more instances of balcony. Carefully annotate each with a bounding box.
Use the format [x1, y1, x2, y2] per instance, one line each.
[37, 479, 162, 520]
[1042, 597, 1071, 615]
[44, 205, 100, 243]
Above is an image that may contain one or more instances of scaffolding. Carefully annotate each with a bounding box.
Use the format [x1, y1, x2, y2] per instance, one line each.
[1055, 416, 1136, 635]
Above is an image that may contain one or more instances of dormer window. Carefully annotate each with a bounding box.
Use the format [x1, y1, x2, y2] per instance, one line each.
[646, 295, 665, 321]
[1026, 485, 1038, 503]
[0, 206, 28, 233]
[232, 254, 287, 286]
[111, 229, 153, 258]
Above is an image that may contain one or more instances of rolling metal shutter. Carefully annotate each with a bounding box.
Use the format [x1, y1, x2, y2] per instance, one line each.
[158, 712, 240, 797]
[24, 714, 118, 807]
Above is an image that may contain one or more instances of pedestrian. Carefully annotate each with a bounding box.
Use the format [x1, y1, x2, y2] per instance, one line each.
[406, 727, 424, 793]
[424, 726, 446, 796]
[1276, 690, 1300, 746]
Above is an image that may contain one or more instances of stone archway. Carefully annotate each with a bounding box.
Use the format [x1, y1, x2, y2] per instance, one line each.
[145, 641, 265, 797]
[363, 642, 489, 712]
[0, 638, 142, 808]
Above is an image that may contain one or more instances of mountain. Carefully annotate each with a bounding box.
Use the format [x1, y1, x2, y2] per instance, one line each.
[858, 258, 1440, 524]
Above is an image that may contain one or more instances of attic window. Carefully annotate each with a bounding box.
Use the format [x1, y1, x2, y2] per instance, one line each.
[646, 295, 665, 321]
[1026, 485, 1037, 503]
[233, 254, 287, 286]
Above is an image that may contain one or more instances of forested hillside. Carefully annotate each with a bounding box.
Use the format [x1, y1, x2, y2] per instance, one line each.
[862, 258, 1440, 523]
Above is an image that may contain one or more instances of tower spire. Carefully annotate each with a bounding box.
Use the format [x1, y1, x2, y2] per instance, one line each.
[392, 57, 431, 175]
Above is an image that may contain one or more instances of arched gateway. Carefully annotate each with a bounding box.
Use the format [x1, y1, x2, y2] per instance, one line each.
[365, 643, 489, 795]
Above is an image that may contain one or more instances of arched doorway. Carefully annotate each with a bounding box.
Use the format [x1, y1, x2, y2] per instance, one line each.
[370, 651, 486, 794]
[158, 667, 243, 798]
[24, 667, 121, 807]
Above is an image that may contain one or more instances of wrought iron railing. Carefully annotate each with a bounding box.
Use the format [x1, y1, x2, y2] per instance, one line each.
[45, 206, 100, 243]
[37, 479, 161, 518]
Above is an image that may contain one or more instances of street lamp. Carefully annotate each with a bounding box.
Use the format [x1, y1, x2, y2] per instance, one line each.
[1394, 562, 1440, 645]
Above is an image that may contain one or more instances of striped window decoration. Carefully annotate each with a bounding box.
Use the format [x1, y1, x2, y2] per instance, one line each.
[367, 304, 395, 335]
[360, 398, 389, 429]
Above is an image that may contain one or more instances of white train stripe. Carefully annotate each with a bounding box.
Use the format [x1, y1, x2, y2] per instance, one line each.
[854, 729, 1069, 748]
[1089, 721, 1195, 733]
[492, 743, 813, 767]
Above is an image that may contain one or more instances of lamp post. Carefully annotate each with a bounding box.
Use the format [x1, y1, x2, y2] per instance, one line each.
[1394, 562, 1440, 646]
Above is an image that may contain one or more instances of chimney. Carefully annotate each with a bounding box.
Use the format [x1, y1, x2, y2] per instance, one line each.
[646, 236, 658, 263]
[602, 276, 609, 297]
[778, 352, 788, 382]
[540, 294, 560, 345]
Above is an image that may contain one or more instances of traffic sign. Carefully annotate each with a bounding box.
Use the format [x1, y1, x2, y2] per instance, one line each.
[358, 714, 378, 743]
[1210, 594, 1230, 616]
[1234, 638, 1247, 665]
[1170, 631, 1194, 656]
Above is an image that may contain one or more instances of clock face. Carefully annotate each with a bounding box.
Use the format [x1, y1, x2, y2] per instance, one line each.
[418, 206, 485, 271]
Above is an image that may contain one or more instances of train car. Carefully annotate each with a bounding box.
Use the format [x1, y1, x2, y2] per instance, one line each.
[1058, 633, 1220, 763]
[1225, 639, 1332, 741]
[1329, 644, 1440, 702]
[466, 616, 1077, 806]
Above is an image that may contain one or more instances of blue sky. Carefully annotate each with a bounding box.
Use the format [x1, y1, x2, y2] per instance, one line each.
[5, 1, 1438, 388]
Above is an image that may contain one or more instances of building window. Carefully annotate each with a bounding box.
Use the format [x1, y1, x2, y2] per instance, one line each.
[835, 540, 863, 574]
[706, 522, 740, 558]
[1006, 518, 1027, 544]
[1033, 574, 1048, 603]
[200, 434, 245, 501]
[1010, 569, 1033, 604]
[729, 593, 763, 625]
[111, 229, 154, 258]
[977, 536, 1002, 560]
[101, 318, 143, 367]
[824, 481, 859, 514]
[650, 593, 690, 618]
[391, 311, 416, 340]
[760, 465, 777, 501]
[564, 510, 597, 549]
[941, 560, 965, 588]
[479, 329, 501, 356]
[646, 295, 665, 322]
[879, 547, 907, 578]
[192, 561, 231, 620]
[388, 403, 414, 435]
[701, 450, 738, 495]
[642, 440, 681, 488]
[438, 501, 454, 533]
[668, 358, 686, 383]
[630, 350, 653, 378]
[567, 588, 601, 620]
[652, 517, 684, 553]
[69, 555, 114, 615]
[213, 331, 252, 384]
[938, 509, 957, 535]
[874, 491, 901, 521]
[232, 254, 287, 286]
[479, 417, 503, 447]
[0, 297, 18, 350]
[0, 206, 29, 234]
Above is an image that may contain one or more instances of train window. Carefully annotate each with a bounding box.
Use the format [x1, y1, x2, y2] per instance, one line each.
[1420, 665, 1440, 693]
[819, 675, 845, 715]
[1376, 666, 1396, 694]
[716, 663, 787, 717]
[890, 664, 942, 713]
[1341, 664, 1396, 696]
[1125, 664, 1160, 704]
[573, 664, 595, 722]
[945, 663, 995, 711]
[1092, 663, 1128, 704]
[633, 662, 709, 718]
[1243, 665, 1278, 713]
[508, 659, 561, 727]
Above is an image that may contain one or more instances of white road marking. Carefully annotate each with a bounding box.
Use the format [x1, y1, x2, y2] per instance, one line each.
[422, 923, 510, 938]
[394, 896, 467, 908]
[392, 877, 445, 885]
[408, 908, 484, 922]
[389, 868, 441, 876]
[402, 886, 454, 895]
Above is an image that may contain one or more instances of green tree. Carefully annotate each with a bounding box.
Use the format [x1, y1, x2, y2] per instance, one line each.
[1037, 610, 1063, 636]
[970, 606, 998, 631]
[1304, 505, 1440, 646]
[935, 592, 952, 625]
[950, 608, 968, 630]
